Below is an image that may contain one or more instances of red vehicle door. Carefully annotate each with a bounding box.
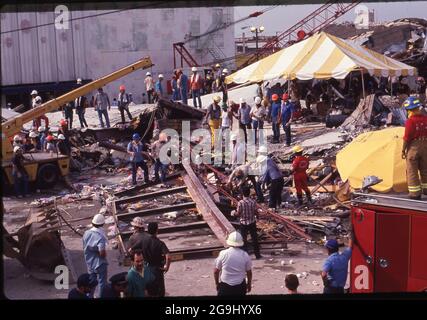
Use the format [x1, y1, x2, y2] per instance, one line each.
[374, 213, 410, 292]
[350, 207, 375, 293]
[408, 214, 427, 291]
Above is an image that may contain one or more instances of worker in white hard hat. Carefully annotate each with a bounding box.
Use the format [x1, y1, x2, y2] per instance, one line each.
[126, 217, 150, 254]
[204, 96, 222, 148]
[154, 74, 164, 102]
[12, 146, 29, 197]
[144, 71, 155, 103]
[76, 78, 82, 85]
[23, 131, 38, 152]
[83, 213, 108, 298]
[150, 132, 169, 185]
[57, 134, 71, 156]
[190, 66, 203, 108]
[250, 96, 266, 145]
[237, 98, 252, 145]
[214, 230, 253, 296]
[30, 90, 50, 130]
[258, 151, 284, 211]
[12, 134, 23, 148]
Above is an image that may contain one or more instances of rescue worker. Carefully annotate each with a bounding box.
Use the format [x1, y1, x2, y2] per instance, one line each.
[402, 96, 427, 199]
[68, 273, 98, 300]
[177, 69, 189, 105]
[236, 98, 252, 144]
[151, 133, 169, 185]
[126, 217, 150, 254]
[57, 134, 71, 156]
[171, 73, 180, 101]
[31, 90, 49, 129]
[118, 85, 133, 123]
[250, 96, 266, 145]
[63, 101, 74, 129]
[101, 272, 128, 299]
[127, 133, 150, 185]
[12, 135, 23, 148]
[75, 92, 89, 128]
[28, 131, 39, 152]
[45, 135, 57, 154]
[12, 146, 29, 198]
[126, 249, 154, 298]
[144, 72, 155, 104]
[38, 126, 47, 151]
[258, 153, 284, 210]
[203, 96, 222, 148]
[291, 145, 312, 205]
[154, 74, 164, 102]
[190, 67, 203, 108]
[270, 94, 281, 143]
[227, 160, 264, 203]
[94, 87, 111, 128]
[280, 93, 295, 147]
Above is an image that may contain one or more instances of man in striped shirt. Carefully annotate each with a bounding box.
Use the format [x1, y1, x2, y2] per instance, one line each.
[232, 186, 262, 259]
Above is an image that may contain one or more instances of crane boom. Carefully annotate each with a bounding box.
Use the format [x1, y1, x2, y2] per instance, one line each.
[2, 56, 153, 160]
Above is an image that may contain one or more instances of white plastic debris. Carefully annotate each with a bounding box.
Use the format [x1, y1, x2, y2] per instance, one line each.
[280, 260, 286, 266]
[289, 259, 294, 265]
[104, 216, 115, 224]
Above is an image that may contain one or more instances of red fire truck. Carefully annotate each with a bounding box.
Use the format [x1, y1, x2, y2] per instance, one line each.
[350, 192, 427, 293]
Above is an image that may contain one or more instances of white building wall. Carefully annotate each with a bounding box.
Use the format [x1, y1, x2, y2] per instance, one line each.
[1, 7, 235, 104]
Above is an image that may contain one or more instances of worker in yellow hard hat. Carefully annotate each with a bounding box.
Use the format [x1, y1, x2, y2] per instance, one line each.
[204, 96, 222, 148]
[402, 96, 427, 199]
[291, 145, 312, 205]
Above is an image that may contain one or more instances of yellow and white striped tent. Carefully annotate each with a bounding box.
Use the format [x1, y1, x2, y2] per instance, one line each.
[225, 31, 417, 84]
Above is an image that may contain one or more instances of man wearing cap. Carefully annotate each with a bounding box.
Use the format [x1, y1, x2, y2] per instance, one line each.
[280, 93, 295, 147]
[118, 85, 133, 123]
[128, 133, 150, 186]
[236, 98, 252, 144]
[83, 213, 109, 298]
[68, 273, 98, 299]
[150, 133, 169, 185]
[214, 231, 253, 296]
[258, 153, 284, 210]
[94, 87, 111, 128]
[190, 67, 203, 108]
[204, 96, 222, 148]
[127, 217, 150, 253]
[145, 72, 155, 103]
[177, 69, 189, 105]
[402, 96, 427, 199]
[154, 74, 164, 102]
[250, 97, 266, 145]
[270, 94, 281, 143]
[127, 249, 155, 298]
[291, 145, 312, 205]
[101, 272, 128, 298]
[12, 146, 29, 198]
[321, 237, 353, 294]
[143, 222, 171, 297]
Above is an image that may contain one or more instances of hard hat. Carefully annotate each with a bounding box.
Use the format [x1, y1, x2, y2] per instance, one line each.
[159, 132, 168, 142]
[282, 93, 289, 101]
[131, 217, 144, 228]
[29, 131, 38, 138]
[403, 96, 422, 110]
[13, 135, 22, 142]
[258, 145, 268, 154]
[213, 96, 221, 103]
[58, 134, 66, 140]
[132, 133, 141, 140]
[239, 98, 246, 104]
[325, 239, 339, 250]
[215, 63, 221, 68]
[119, 85, 126, 91]
[226, 231, 244, 247]
[59, 119, 67, 126]
[46, 135, 54, 142]
[76, 78, 82, 84]
[254, 96, 262, 104]
[31, 90, 38, 95]
[230, 133, 237, 141]
[292, 145, 304, 153]
[191, 67, 198, 72]
[35, 96, 42, 103]
[272, 94, 279, 101]
[13, 146, 21, 153]
[38, 126, 46, 133]
[222, 68, 229, 74]
[159, 74, 164, 78]
[256, 155, 267, 163]
[146, 72, 151, 76]
[91, 213, 105, 226]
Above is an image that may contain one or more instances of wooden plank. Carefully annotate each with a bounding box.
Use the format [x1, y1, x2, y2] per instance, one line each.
[115, 186, 187, 206]
[116, 202, 196, 220]
[120, 221, 208, 239]
[182, 161, 235, 247]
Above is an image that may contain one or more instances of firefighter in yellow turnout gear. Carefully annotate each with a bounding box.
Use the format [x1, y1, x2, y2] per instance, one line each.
[402, 96, 427, 200]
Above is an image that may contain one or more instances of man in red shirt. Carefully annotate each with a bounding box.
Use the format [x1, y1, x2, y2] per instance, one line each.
[190, 67, 203, 109]
[291, 145, 312, 205]
[402, 96, 427, 199]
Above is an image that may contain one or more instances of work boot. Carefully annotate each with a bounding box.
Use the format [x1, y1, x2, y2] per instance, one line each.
[409, 194, 421, 200]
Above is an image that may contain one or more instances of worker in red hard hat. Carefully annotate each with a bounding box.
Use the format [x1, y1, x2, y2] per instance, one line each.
[280, 93, 295, 146]
[270, 94, 281, 143]
[58, 119, 69, 138]
[118, 84, 133, 123]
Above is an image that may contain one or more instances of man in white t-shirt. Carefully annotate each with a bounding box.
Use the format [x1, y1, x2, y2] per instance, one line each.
[213, 231, 253, 296]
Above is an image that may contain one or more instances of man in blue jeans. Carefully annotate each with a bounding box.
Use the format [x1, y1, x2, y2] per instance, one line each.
[280, 93, 295, 146]
[178, 69, 188, 105]
[83, 213, 108, 298]
[321, 237, 353, 294]
[94, 87, 111, 128]
[270, 94, 281, 143]
[151, 133, 168, 184]
[190, 67, 203, 108]
[127, 133, 149, 185]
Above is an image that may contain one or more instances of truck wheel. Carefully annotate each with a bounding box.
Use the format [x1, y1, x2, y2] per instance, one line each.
[37, 164, 59, 189]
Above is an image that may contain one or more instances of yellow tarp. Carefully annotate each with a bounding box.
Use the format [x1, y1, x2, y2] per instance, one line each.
[336, 127, 408, 193]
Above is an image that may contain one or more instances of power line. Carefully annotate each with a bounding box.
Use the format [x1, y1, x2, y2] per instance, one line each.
[1, 2, 161, 34]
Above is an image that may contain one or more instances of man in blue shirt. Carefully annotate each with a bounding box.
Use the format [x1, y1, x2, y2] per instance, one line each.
[127, 133, 149, 185]
[154, 74, 164, 102]
[127, 249, 155, 298]
[258, 154, 284, 210]
[280, 93, 295, 147]
[321, 237, 353, 294]
[270, 94, 281, 143]
[178, 69, 188, 105]
[82, 213, 108, 298]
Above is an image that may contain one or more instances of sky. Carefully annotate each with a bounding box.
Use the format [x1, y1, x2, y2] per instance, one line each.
[234, 1, 427, 37]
